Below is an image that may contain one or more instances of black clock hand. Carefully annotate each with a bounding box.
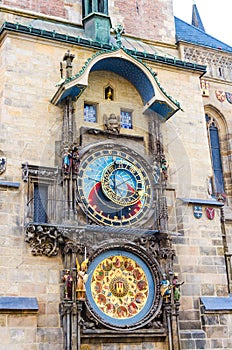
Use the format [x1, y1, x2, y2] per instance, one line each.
[115, 177, 133, 188]
[88, 176, 101, 183]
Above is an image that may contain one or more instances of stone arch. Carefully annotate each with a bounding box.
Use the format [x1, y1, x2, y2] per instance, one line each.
[204, 104, 228, 134]
[204, 104, 232, 199]
[52, 49, 180, 120]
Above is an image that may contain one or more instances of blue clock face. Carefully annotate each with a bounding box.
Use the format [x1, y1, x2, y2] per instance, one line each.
[77, 145, 153, 226]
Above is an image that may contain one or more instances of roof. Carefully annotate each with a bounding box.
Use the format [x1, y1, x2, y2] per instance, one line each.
[1, 21, 205, 73]
[51, 48, 182, 119]
[175, 16, 232, 53]
[191, 4, 205, 32]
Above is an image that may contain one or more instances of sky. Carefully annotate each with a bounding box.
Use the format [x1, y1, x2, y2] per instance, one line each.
[173, 0, 232, 47]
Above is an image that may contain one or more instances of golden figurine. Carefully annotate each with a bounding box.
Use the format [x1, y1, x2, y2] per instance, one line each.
[76, 258, 88, 300]
[106, 87, 113, 101]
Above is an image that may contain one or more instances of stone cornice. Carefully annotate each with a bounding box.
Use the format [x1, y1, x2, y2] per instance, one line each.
[0, 22, 206, 75]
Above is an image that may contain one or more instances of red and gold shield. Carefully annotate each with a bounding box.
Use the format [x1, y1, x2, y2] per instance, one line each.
[215, 90, 225, 102]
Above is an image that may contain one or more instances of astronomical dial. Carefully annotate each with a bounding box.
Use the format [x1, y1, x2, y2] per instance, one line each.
[77, 145, 153, 226]
[101, 160, 144, 206]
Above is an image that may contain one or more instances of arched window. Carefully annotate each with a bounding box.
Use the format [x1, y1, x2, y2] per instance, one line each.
[205, 114, 224, 195]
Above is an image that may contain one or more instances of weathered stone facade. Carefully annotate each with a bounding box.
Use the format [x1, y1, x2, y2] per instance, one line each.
[1, 1, 232, 349]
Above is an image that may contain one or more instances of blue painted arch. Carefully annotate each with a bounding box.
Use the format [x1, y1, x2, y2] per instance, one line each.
[90, 57, 155, 105]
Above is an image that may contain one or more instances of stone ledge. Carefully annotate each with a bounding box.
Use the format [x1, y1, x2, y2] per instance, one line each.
[0, 297, 38, 313]
[178, 198, 223, 207]
[201, 296, 232, 312]
[0, 181, 20, 189]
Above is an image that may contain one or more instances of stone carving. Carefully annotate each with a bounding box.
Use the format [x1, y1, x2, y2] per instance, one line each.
[134, 235, 161, 257]
[161, 155, 168, 181]
[63, 50, 75, 79]
[159, 196, 168, 221]
[0, 151, 6, 175]
[114, 24, 125, 47]
[25, 225, 62, 256]
[22, 163, 58, 182]
[183, 46, 232, 80]
[153, 161, 160, 185]
[25, 224, 87, 257]
[160, 247, 176, 260]
[103, 113, 120, 134]
[62, 269, 73, 300]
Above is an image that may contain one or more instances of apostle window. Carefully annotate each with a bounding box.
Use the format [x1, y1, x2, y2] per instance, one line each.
[120, 110, 133, 129]
[84, 103, 97, 123]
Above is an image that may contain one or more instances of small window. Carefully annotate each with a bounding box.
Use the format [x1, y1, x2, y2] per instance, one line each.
[218, 67, 223, 78]
[120, 110, 133, 129]
[84, 103, 97, 123]
[34, 184, 48, 223]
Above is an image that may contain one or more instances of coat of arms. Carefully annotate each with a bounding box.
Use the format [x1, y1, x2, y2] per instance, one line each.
[193, 206, 202, 219]
[215, 90, 225, 102]
[225, 92, 232, 104]
[200, 79, 209, 97]
[206, 207, 215, 220]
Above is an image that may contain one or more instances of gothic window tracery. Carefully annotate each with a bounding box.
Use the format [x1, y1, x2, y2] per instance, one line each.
[205, 113, 224, 195]
[183, 47, 232, 81]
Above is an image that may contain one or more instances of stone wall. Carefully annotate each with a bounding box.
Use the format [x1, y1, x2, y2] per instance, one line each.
[1, 4, 232, 349]
[1, 0, 176, 43]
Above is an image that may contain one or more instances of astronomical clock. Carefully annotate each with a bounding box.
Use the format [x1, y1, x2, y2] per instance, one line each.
[25, 47, 177, 348]
[73, 142, 168, 335]
[77, 143, 154, 227]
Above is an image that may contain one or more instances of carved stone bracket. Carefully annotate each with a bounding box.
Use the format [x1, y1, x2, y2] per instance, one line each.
[25, 223, 84, 256]
[22, 163, 58, 183]
[25, 223, 175, 263]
